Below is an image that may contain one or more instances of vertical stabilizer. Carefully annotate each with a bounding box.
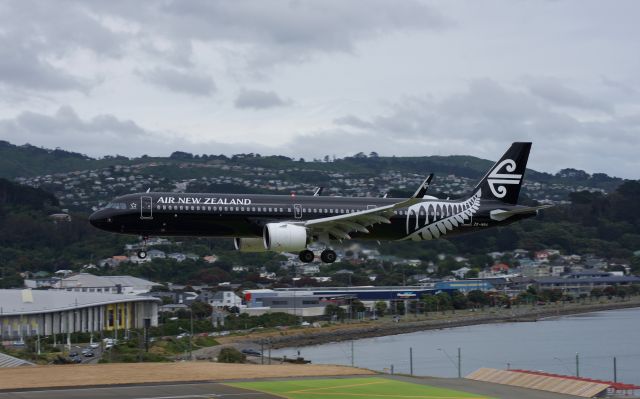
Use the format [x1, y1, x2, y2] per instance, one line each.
[474, 142, 531, 204]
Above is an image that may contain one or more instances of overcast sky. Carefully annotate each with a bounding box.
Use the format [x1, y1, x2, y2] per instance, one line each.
[0, 0, 638, 178]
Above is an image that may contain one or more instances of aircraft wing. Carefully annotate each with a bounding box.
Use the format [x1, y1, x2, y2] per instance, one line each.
[303, 174, 433, 240]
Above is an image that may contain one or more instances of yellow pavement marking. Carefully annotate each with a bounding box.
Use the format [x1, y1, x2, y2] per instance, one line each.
[286, 380, 389, 393]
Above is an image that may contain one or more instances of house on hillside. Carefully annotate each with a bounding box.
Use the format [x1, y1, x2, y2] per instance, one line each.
[209, 291, 243, 308]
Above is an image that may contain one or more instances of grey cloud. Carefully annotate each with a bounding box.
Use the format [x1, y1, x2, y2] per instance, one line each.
[286, 80, 640, 178]
[0, 34, 88, 92]
[334, 115, 375, 129]
[525, 77, 613, 113]
[0, 106, 268, 158]
[234, 89, 289, 109]
[138, 67, 216, 96]
[96, 0, 449, 67]
[0, 106, 153, 156]
[0, 1, 127, 92]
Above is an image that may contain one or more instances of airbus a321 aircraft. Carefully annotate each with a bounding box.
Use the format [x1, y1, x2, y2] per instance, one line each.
[90, 142, 549, 263]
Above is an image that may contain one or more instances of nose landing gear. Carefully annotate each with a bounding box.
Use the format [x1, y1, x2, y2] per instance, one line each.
[137, 236, 149, 259]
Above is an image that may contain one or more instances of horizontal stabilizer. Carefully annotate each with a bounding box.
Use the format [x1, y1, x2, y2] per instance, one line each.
[490, 205, 552, 221]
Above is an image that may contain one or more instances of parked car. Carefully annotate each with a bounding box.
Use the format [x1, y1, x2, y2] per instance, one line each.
[89, 342, 100, 349]
[83, 351, 95, 357]
[69, 351, 79, 357]
[241, 348, 261, 356]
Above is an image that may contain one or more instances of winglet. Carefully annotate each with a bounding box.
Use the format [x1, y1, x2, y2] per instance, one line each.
[412, 174, 433, 199]
[313, 187, 324, 196]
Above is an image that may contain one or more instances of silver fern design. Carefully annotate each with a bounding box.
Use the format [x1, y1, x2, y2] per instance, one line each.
[404, 190, 482, 241]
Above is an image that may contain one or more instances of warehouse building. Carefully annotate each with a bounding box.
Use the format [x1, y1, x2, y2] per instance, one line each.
[0, 289, 160, 340]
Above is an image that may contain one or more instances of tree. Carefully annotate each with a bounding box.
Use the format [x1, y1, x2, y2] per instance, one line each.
[374, 301, 388, 316]
[451, 291, 468, 310]
[467, 290, 489, 307]
[324, 304, 346, 322]
[190, 301, 213, 319]
[351, 299, 366, 313]
[218, 347, 245, 363]
[464, 269, 479, 278]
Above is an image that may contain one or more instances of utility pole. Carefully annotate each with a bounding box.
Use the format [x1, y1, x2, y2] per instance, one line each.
[189, 308, 193, 361]
[575, 352, 580, 377]
[261, 340, 265, 365]
[457, 347, 462, 378]
[409, 347, 413, 376]
[613, 356, 617, 383]
[350, 340, 355, 367]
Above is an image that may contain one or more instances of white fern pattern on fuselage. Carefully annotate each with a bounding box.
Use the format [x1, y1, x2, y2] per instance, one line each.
[403, 190, 482, 241]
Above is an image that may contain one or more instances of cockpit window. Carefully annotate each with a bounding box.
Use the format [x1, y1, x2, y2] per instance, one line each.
[106, 202, 127, 210]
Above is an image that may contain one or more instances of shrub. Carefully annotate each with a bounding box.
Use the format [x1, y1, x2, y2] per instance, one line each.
[217, 347, 245, 363]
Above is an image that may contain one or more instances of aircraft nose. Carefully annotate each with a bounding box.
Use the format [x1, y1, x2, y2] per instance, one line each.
[89, 209, 110, 229]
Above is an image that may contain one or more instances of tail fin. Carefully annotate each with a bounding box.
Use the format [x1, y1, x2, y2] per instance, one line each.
[474, 142, 531, 204]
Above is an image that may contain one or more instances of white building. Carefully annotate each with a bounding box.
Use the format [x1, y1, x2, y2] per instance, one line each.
[209, 291, 243, 308]
[52, 273, 161, 295]
[0, 289, 160, 340]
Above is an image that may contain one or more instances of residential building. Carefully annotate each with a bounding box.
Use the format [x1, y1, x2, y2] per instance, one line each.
[209, 291, 243, 308]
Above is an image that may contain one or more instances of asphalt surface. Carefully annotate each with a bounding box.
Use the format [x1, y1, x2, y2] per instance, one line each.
[0, 382, 280, 399]
[0, 375, 599, 399]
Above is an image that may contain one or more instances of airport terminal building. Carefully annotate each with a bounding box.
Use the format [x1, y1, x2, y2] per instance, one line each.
[0, 289, 160, 340]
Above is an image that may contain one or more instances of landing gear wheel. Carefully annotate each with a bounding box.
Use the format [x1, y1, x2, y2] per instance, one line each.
[137, 250, 147, 259]
[320, 249, 337, 264]
[299, 249, 315, 263]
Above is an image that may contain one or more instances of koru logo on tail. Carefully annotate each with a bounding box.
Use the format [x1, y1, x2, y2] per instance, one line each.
[487, 159, 522, 198]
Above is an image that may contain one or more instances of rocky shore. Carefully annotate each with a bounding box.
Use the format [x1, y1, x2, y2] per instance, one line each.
[227, 299, 640, 350]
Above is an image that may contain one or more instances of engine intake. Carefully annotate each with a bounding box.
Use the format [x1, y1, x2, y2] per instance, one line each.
[263, 223, 308, 252]
[233, 237, 267, 252]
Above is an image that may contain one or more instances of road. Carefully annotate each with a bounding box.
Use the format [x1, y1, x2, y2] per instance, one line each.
[0, 382, 279, 399]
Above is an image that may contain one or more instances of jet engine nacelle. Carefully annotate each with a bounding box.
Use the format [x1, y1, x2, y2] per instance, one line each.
[263, 223, 308, 252]
[233, 237, 267, 252]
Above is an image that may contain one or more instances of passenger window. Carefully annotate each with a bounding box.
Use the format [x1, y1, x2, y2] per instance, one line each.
[224, 207, 228, 211]
[241, 207, 245, 211]
[252, 207, 256, 211]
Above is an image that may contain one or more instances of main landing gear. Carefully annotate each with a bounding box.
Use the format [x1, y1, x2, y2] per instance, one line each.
[298, 249, 337, 263]
[320, 249, 337, 264]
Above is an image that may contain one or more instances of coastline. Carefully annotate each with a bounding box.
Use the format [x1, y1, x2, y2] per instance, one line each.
[217, 298, 640, 350]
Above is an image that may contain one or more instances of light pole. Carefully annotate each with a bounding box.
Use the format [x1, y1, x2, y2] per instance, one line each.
[128, 330, 144, 362]
[438, 347, 461, 378]
[178, 316, 193, 361]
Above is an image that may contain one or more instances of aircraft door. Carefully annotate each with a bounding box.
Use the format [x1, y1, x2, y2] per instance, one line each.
[294, 204, 302, 219]
[140, 196, 153, 219]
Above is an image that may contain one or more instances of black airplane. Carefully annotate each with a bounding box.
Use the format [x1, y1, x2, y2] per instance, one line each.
[89, 142, 549, 263]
